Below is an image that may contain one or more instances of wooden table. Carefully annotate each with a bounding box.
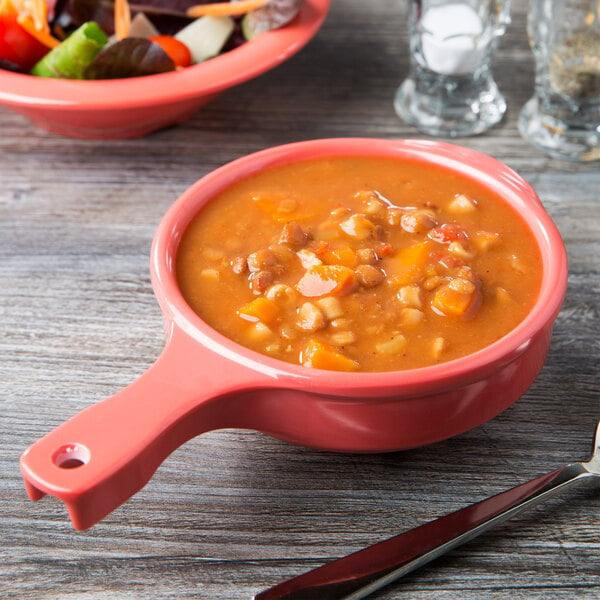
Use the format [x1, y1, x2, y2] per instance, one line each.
[2, 2, 598, 599]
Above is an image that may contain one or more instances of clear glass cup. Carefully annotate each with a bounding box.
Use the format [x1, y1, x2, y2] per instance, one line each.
[395, 0, 511, 137]
[519, 0, 600, 162]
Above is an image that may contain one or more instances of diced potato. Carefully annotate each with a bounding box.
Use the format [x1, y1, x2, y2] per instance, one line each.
[247, 322, 274, 342]
[297, 249, 322, 269]
[509, 254, 527, 274]
[365, 324, 384, 336]
[473, 230, 501, 252]
[301, 338, 359, 371]
[330, 206, 350, 218]
[314, 219, 342, 242]
[448, 241, 475, 260]
[276, 197, 298, 215]
[264, 342, 282, 355]
[223, 238, 243, 252]
[330, 317, 353, 330]
[279, 325, 298, 341]
[495, 287, 514, 304]
[238, 296, 280, 324]
[296, 302, 326, 332]
[316, 296, 344, 320]
[448, 193, 478, 213]
[431, 337, 447, 359]
[422, 276, 444, 291]
[400, 307, 425, 327]
[329, 331, 357, 346]
[199, 268, 220, 283]
[201, 247, 225, 261]
[338, 213, 378, 240]
[386, 207, 403, 226]
[251, 193, 316, 222]
[375, 334, 408, 355]
[454, 266, 478, 282]
[397, 284, 423, 308]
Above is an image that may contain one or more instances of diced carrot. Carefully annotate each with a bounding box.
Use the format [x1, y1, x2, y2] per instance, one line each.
[311, 241, 331, 258]
[385, 240, 433, 285]
[431, 279, 481, 318]
[321, 246, 357, 267]
[237, 296, 280, 324]
[187, 0, 269, 18]
[301, 338, 359, 371]
[251, 193, 316, 223]
[296, 265, 357, 298]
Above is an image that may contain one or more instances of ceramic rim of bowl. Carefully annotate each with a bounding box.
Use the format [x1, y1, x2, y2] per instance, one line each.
[151, 138, 568, 398]
[0, 0, 330, 108]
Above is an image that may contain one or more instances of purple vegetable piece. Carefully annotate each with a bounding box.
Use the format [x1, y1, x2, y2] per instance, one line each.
[84, 37, 175, 79]
[241, 0, 302, 39]
[57, 0, 222, 35]
[0, 58, 26, 73]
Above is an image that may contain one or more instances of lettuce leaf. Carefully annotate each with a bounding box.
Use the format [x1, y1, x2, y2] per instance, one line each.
[84, 37, 175, 78]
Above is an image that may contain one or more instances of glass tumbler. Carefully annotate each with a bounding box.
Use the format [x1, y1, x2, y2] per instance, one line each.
[395, 0, 511, 137]
[519, 0, 600, 162]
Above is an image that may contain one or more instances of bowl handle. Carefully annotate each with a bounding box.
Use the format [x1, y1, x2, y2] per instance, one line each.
[19, 325, 266, 530]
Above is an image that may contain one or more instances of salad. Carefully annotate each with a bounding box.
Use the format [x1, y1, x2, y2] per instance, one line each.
[0, 0, 303, 78]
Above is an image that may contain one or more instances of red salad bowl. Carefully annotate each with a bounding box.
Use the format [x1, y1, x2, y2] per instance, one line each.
[20, 138, 568, 530]
[0, 0, 329, 139]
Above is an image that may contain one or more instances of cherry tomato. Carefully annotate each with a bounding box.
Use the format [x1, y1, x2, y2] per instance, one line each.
[0, 13, 49, 70]
[149, 35, 192, 69]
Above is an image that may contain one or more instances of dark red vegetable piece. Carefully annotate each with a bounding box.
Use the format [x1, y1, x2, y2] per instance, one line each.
[84, 37, 175, 79]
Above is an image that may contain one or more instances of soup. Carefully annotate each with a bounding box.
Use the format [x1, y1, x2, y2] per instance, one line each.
[176, 156, 542, 372]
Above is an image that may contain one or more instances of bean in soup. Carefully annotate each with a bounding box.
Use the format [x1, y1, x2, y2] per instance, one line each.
[176, 156, 542, 372]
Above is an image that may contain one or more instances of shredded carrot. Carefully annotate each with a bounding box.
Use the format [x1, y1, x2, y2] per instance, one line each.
[17, 15, 60, 48]
[25, 0, 47, 32]
[0, 0, 18, 17]
[114, 0, 131, 40]
[187, 0, 269, 19]
[6, 0, 60, 48]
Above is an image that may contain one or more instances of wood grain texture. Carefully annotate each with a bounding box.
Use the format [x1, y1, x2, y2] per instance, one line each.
[1, 2, 598, 599]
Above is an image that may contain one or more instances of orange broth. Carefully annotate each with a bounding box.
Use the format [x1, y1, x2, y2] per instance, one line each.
[176, 156, 542, 372]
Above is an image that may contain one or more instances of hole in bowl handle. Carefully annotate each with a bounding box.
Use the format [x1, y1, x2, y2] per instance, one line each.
[19, 326, 262, 530]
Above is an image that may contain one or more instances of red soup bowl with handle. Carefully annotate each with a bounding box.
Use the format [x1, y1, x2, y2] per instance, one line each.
[20, 138, 568, 530]
[0, 0, 329, 139]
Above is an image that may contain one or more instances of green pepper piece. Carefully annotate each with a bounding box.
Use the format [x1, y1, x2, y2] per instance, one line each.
[31, 22, 108, 79]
